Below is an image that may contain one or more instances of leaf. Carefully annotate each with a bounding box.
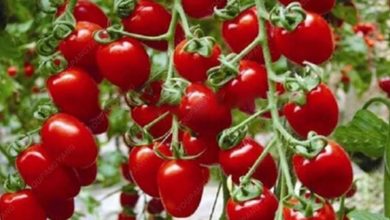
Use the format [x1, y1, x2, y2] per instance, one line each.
[332, 3, 358, 25]
[347, 210, 389, 220]
[333, 109, 388, 158]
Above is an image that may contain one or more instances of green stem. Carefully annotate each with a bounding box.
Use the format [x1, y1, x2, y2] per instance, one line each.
[276, 141, 294, 194]
[385, 171, 390, 217]
[231, 37, 261, 63]
[67, 0, 78, 13]
[229, 108, 269, 133]
[175, 3, 193, 38]
[276, 172, 286, 220]
[109, 29, 168, 41]
[338, 196, 346, 220]
[144, 111, 170, 131]
[171, 116, 181, 159]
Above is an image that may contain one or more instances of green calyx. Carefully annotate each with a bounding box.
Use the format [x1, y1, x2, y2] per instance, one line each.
[114, 0, 136, 18]
[214, 0, 241, 21]
[227, 176, 264, 203]
[270, 2, 306, 32]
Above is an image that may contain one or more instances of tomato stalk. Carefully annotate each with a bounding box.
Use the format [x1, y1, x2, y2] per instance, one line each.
[337, 196, 346, 220]
[175, 2, 193, 38]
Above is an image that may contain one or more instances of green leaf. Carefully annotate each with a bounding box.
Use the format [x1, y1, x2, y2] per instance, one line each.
[347, 210, 389, 220]
[332, 3, 358, 25]
[333, 109, 388, 158]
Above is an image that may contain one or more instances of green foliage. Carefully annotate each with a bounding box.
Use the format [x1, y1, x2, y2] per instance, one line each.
[348, 210, 390, 220]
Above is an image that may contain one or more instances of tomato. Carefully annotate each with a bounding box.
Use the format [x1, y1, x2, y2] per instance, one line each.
[122, 0, 184, 51]
[218, 60, 268, 113]
[7, 66, 17, 77]
[219, 137, 278, 188]
[75, 162, 97, 186]
[182, 131, 219, 166]
[353, 22, 376, 35]
[129, 143, 171, 197]
[222, 7, 281, 64]
[284, 84, 338, 138]
[274, 12, 334, 65]
[346, 183, 357, 198]
[96, 37, 150, 91]
[141, 80, 163, 105]
[121, 162, 134, 183]
[293, 141, 353, 199]
[24, 62, 34, 77]
[120, 192, 139, 208]
[226, 188, 278, 220]
[59, 22, 103, 82]
[278, 0, 336, 15]
[41, 113, 98, 168]
[16, 144, 81, 200]
[182, 0, 227, 18]
[202, 167, 210, 185]
[131, 105, 173, 138]
[39, 198, 75, 220]
[174, 40, 221, 82]
[118, 213, 136, 220]
[0, 189, 46, 220]
[157, 160, 204, 217]
[57, 0, 109, 28]
[147, 198, 164, 214]
[179, 83, 232, 137]
[86, 111, 109, 135]
[283, 200, 336, 220]
[379, 77, 390, 97]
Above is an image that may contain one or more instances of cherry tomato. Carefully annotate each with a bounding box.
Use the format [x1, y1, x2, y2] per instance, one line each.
[129, 143, 171, 197]
[147, 198, 164, 214]
[121, 0, 184, 51]
[218, 60, 268, 113]
[96, 37, 150, 91]
[202, 167, 211, 185]
[278, 0, 336, 15]
[346, 183, 357, 198]
[157, 160, 204, 217]
[222, 7, 281, 64]
[174, 40, 221, 82]
[59, 21, 103, 82]
[182, 0, 227, 18]
[379, 77, 390, 97]
[353, 22, 376, 35]
[131, 105, 173, 138]
[219, 137, 278, 188]
[226, 188, 278, 220]
[283, 200, 336, 220]
[7, 66, 17, 77]
[182, 131, 219, 166]
[0, 189, 46, 220]
[118, 213, 136, 220]
[141, 80, 163, 105]
[41, 113, 98, 168]
[85, 111, 109, 135]
[284, 84, 339, 138]
[24, 62, 34, 77]
[120, 192, 139, 208]
[75, 162, 97, 186]
[39, 198, 75, 220]
[275, 12, 334, 65]
[16, 144, 81, 200]
[293, 141, 353, 199]
[121, 162, 134, 183]
[179, 83, 232, 137]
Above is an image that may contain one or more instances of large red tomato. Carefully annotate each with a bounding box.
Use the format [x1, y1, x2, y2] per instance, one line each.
[279, 0, 336, 15]
[96, 37, 150, 91]
[182, 131, 219, 166]
[284, 200, 336, 220]
[131, 105, 173, 138]
[182, 0, 227, 18]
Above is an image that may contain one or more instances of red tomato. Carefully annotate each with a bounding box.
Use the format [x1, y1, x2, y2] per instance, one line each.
[219, 137, 278, 188]
[174, 40, 221, 82]
[129, 143, 171, 197]
[75, 162, 97, 186]
[39, 198, 75, 220]
[283, 200, 336, 220]
[118, 213, 136, 220]
[0, 189, 46, 220]
[85, 111, 109, 135]
[182, 0, 227, 18]
[275, 12, 334, 65]
[379, 77, 390, 97]
[284, 84, 339, 137]
[121, 162, 134, 183]
[16, 145, 81, 200]
[182, 131, 219, 166]
[131, 105, 173, 138]
[222, 7, 281, 64]
[353, 23, 376, 36]
[7, 66, 17, 77]
[121, 0, 184, 51]
[157, 160, 204, 217]
[24, 62, 34, 77]
[147, 198, 164, 214]
[120, 192, 139, 208]
[218, 60, 268, 113]
[59, 22, 103, 82]
[278, 0, 336, 15]
[179, 83, 232, 137]
[202, 167, 210, 185]
[293, 141, 353, 199]
[96, 37, 150, 91]
[226, 188, 278, 220]
[141, 80, 163, 105]
[41, 113, 98, 168]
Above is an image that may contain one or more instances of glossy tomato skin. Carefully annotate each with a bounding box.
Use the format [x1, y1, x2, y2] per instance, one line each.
[24, 62, 34, 77]
[283, 201, 336, 220]
[120, 192, 139, 208]
[158, 160, 204, 217]
[131, 105, 173, 138]
[129, 143, 171, 197]
[275, 13, 334, 65]
[16, 145, 81, 200]
[219, 137, 278, 188]
[182, 0, 227, 18]
[279, 0, 336, 15]
[75, 162, 97, 186]
[0, 189, 46, 220]
[179, 83, 232, 137]
[222, 7, 281, 64]
[284, 84, 339, 138]
[39, 198, 75, 220]
[182, 131, 219, 166]
[96, 37, 150, 91]
[293, 141, 353, 199]
[122, 0, 184, 51]
[41, 113, 98, 168]
[226, 188, 278, 220]
[218, 60, 268, 113]
[174, 40, 221, 82]
[59, 22, 103, 82]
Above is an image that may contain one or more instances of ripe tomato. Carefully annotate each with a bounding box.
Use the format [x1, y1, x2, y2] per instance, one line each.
[219, 137, 278, 188]
[118, 213, 136, 220]
[59, 22, 103, 82]
[16, 144, 81, 200]
[182, 131, 219, 166]
[39, 198, 75, 220]
[174, 40, 221, 82]
[182, 0, 227, 18]
[129, 143, 171, 197]
[179, 83, 232, 137]
[120, 192, 139, 208]
[157, 160, 204, 217]
[218, 60, 268, 113]
[202, 166, 211, 185]
[141, 80, 163, 105]
[226, 188, 278, 220]
[147, 198, 164, 214]
[283, 200, 336, 220]
[75, 162, 97, 186]
[274, 12, 334, 65]
[284, 84, 339, 137]
[41, 113, 98, 168]
[121, 162, 134, 183]
[278, 0, 336, 15]
[293, 141, 353, 199]
[222, 7, 281, 64]
[85, 111, 109, 135]
[24, 62, 34, 77]
[379, 77, 390, 97]
[96, 37, 150, 91]
[0, 189, 46, 220]
[131, 105, 173, 138]
[7, 66, 17, 77]
[121, 0, 184, 51]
